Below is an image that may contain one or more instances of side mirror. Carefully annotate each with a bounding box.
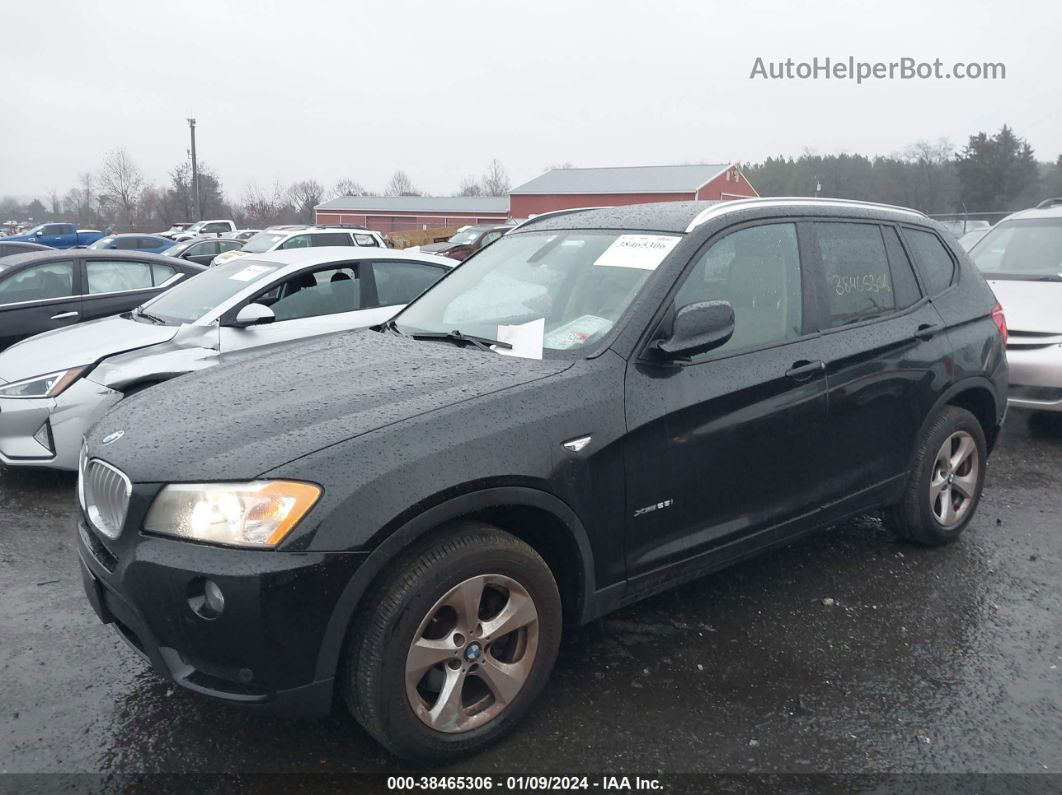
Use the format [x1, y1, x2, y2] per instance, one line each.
[653, 300, 735, 359]
[35, 230, 43, 237]
[225, 303, 275, 328]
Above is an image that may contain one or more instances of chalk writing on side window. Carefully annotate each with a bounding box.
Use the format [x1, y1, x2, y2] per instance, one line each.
[829, 273, 891, 296]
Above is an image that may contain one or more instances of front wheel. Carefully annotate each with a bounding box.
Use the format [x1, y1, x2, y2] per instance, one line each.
[883, 406, 987, 545]
[342, 521, 562, 762]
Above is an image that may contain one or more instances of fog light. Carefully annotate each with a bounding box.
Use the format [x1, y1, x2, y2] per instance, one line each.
[187, 577, 225, 619]
[33, 421, 53, 454]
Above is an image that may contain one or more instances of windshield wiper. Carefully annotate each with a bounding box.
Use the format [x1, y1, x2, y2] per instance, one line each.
[410, 329, 512, 352]
[1030, 274, 1062, 282]
[134, 307, 165, 324]
[376, 318, 402, 334]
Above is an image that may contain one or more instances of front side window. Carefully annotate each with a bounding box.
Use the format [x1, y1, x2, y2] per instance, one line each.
[264, 266, 361, 321]
[187, 241, 218, 257]
[396, 230, 680, 353]
[42, 224, 67, 236]
[114, 237, 141, 250]
[86, 260, 153, 294]
[813, 222, 895, 327]
[372, 261, 447, 306]
[969, 218, 1062, 281]
[0, 261, 75, 303]
[905, 228, 956, 294]
[280, 235, 313, 250]
[88, 237, 115, 249]
[672, 222, 802, 357]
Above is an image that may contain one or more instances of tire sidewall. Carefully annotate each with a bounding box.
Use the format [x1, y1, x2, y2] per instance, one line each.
[371, 543, 562, 760]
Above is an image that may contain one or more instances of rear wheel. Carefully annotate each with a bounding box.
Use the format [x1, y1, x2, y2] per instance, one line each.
[342, 521, 562, 762]
[883, 406, 986, 545]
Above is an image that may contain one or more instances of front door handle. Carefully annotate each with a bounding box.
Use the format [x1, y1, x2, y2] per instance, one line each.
[785, 360, 825, 381]
[50, 311, 79, 320]
[914, 323, 941, 341]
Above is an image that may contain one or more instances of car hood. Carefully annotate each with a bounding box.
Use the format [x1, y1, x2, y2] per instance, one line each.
[0, 315, 179, 383]
[988, 279, 1062, 334]
[419, 242, 456, 254]
[87, 329, 573, 482]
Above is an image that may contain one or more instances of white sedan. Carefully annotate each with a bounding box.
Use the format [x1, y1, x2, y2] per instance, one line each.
[0, 247, 455, 470]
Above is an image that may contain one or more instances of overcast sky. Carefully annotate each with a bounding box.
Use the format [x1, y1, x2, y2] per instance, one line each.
[3, 0, 1060, 200]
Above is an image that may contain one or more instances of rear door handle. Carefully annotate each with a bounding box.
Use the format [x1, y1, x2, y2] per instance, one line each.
[785, 360, 826, 381]
[50, 311, 79, 320]
[914, 323, 940, 341]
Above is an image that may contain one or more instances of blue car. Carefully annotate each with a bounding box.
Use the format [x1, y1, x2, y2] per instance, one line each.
[87, 233, 175, 254]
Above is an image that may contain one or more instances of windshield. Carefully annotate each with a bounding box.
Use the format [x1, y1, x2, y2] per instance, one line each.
[448, 228, 481, 245]
[241, 232, 286, 253]
[971, 218, 1062, 280]
[20, 224, 44, 236]
[185, 221, 206, 234]
[138, 260, 280, 325]
[88, 237, 114, 249]
[395, 230, 680, 354]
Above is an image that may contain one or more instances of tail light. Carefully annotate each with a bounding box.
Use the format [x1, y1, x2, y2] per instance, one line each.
[991, 302, 1008, 345]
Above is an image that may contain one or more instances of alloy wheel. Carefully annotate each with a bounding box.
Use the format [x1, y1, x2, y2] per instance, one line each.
[405, 574, 539, 733]
[929, 430, 979, 527]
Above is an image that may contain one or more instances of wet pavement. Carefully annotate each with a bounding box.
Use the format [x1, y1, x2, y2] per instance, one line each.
[1, 414, 1060, 779]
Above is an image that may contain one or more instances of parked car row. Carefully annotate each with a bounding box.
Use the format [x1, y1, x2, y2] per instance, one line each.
[32, 197, 1006, 763]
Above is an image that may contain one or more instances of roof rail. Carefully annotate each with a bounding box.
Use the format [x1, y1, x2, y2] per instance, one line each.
[685, 196, 927, 232]
[312, 223, 370, 230]
[509, 206, 605, 232]
[1035, 197, 1062, 209]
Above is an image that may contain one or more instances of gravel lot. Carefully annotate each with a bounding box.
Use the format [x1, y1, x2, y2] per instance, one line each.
[1, 413, 1060, 782]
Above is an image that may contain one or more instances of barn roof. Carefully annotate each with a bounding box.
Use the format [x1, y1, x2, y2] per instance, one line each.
[315, 196, 509, 213]
[510, 164, 732, 195]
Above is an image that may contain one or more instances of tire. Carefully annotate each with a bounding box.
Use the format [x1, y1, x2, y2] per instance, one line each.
[883, 406, 987, 545]
[342, 520, 562, 763]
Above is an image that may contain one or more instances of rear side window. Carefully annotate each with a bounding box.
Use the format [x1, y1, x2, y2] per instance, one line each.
[311, 232, 354, 247]
[905, 228, 955, 295]
[86, 260, 153, 293]
[882, 227, 922, 309]
[672, 222, 803, 358]
[812, 222, 894, 327]
[114, 237, 140, 250]
[371, 261, 447, 306]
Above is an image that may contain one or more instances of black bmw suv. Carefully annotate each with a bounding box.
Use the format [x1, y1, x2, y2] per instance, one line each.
[77, 198, 1007, 761]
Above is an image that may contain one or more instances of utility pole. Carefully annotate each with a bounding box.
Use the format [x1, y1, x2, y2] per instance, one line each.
[187, 117, 200, 220]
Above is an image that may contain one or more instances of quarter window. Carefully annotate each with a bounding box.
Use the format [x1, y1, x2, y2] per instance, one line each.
[151, 263, 177, 285]
[672, 222, 802, 358]
[86, 260, 153, 293]
[904, 228, 955, 295]
[0, 261, 75, 303]
[354, 234, 379, 247]
[813, 222, 895, 327]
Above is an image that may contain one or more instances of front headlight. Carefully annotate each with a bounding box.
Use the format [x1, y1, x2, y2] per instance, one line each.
[143, 481, 322, 548]
[0, 366, 88, 399]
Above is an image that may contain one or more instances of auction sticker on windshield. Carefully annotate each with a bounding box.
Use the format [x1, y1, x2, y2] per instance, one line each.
[229, 264, 276, 282]
[594, 234, 680, 270]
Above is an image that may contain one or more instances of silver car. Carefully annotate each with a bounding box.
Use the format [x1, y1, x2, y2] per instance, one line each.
[969, 198, 1062, 412]
[0, 247, 454, 470]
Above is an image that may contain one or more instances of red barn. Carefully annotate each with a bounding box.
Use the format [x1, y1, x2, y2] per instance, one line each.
[314, 196, 509, 234]
[509, 164, 758, 219]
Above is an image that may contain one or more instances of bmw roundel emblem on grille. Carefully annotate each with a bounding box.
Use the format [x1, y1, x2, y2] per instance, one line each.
[101, 430, 125, 446]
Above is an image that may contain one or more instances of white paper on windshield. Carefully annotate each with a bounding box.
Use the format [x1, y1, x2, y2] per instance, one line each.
[229, 264, 275, 282]
[594, 235, 680, 270]
[493, 318, 544, 360]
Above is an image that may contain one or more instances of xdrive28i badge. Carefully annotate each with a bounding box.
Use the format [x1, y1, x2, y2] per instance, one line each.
[101, 430, 125, 446]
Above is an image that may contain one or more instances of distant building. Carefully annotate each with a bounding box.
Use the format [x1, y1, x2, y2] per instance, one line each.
[509, 164, 758, 218]
[314, 196, 509, 233]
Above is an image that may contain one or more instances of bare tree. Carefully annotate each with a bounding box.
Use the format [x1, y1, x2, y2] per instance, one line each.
[457, 176, 484, 196]
[385, 169, 419, 197]
[98, 148, 145, 230]
[481, 159, 510, 196]
[544, 161, 574, 171]
[288, 179, 325, 222]
[62, 172, 98, 225]
[331, 179, 370, 198]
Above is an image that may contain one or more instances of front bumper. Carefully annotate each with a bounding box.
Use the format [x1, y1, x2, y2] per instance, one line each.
[1006, 343, 1062, 412]
[0, 378, 122, 470]
[77, 504, 367, 717]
